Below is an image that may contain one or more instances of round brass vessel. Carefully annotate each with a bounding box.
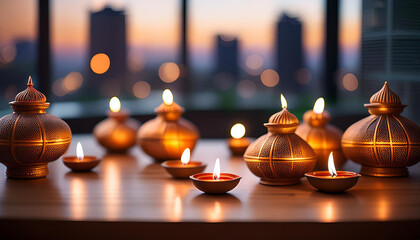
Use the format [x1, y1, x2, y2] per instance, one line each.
[0, 77, 72, 178]
[94, 110, 140, 152]
[296, 110, 346, 170]
[243, 105, 317, 186]
[137, 100, 199, 162]
[342, 82, 420, 177]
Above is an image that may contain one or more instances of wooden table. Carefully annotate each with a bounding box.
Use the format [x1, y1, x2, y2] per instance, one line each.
[0, 135, 419, 239]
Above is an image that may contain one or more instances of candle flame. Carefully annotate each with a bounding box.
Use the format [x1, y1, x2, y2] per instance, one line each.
[230, 123, 246, 139]
[181, 148, 190, 165]
[213, 158, 221, 180]
[313, 97, 325, 114]
[109, 97, 121, 112]
[280, 94, 287, 108]
[328, 152, 337, 177]
[76, 142, 84, 161]
[162, 89, 173, 105]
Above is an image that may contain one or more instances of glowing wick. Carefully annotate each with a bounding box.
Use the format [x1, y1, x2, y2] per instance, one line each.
[213, 158, 221, 180]
[328, 152, 337, 177]
[76, 142, 84, 162]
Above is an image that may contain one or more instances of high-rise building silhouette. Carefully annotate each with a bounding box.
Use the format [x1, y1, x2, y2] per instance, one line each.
[89, 6, 127, 94]
[361, 0, 420, 121]
[275, 13, 303, 93]
[216, 35, 239, 77]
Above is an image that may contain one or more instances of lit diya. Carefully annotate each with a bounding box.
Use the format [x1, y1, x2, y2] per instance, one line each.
[305, 152, 360, 193]
[161, 148, 206, 179]
[62, 142, 101, 172]
[190, 158, 241, 194]
[227, 123, 250, 156]
[93, 97, 140, 152]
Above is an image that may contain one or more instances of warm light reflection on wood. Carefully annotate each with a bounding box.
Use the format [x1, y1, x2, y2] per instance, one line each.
[322, 201, 335, 222]
[70, 177, 86, 220]
[378, 199, 389, 220]
[104, 160, 121, 220]
[207, 201, 222, 222]
[164, 184, 184, 221]
[172, 196, 182, 221]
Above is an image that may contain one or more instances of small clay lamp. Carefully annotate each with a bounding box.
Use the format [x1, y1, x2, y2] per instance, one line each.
[342, 82, 420, 177]
[305, 152, 360, 193]
[94, 97, 140, 152]
[243, 94, 317, 186]
[227, 123, 250, 156]
[62, 142, 100, 172]
[190, 158, 241, 194]
[296, 98, 346, 170]
[137, 89, 200, 162]
[161, 148, 207, 179]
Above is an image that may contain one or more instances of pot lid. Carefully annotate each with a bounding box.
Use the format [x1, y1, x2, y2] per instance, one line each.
[15, 76, 47, 103]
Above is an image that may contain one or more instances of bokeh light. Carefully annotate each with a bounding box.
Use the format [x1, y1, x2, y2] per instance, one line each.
[159, 62, 180, 83]
[342, 73, 358, 91]
[62, 72, 83, 92]
[132, 81, 151, 99]
[90, 53, 110, 74]
[245, 54, 264, 70]
[52, 78, 66, 97]
[236, 80, 256, 98]
[260, 69, 279, 87]
[1, 45, 17, 64]
[296, 68, 312, 85]
[4, 85, 17, 101]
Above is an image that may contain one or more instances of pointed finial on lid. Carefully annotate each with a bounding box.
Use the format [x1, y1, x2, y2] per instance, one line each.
[14, 76, 47, 102]
[370, 82, 401, 105]
[27, 76, 34, 87]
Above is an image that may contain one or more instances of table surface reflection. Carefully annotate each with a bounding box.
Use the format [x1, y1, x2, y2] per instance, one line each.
[0, 135, 419, 237]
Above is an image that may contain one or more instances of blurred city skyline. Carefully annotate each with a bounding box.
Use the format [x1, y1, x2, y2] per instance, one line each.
[0, 0, 361, 72]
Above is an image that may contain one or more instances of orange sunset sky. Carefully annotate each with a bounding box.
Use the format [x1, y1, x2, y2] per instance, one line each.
[0, 0, 360, 67]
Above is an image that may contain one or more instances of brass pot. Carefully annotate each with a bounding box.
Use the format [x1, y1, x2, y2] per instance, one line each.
[94, 110, 140, 152]
[342, 82, 420, 177]
[0, 77, 72, 178]
[296, 110, 346, 170]
[243, 103, 317, 186]
[137, 99, 199, 162]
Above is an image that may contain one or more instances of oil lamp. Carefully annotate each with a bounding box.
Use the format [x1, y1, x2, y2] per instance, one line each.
[0, 77, 72, 178]
[342, 82, 420, 177]
[62, 142, 100, 172]
[190, 158, 241, 194]
[227, 123, 250, 156]
[305, 152, 360, 193]
[93, 97, 140, 152]
[137, 89, 200, 162]
[296, 97, 346, 170]
[161, 148, 207, 179]
[243, 94, 317, 185]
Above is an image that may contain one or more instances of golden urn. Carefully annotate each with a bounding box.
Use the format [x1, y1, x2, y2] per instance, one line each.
[94, 97, 140, 152]
[137, 89, 199, 162]
[243, 95, 317, 185]
[342, 82, 420, 177]
[296, 98, 346, 170]
[0, 77, 72, 178]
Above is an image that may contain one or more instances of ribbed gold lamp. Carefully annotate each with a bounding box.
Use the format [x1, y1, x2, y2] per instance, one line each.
[94, 97, 140, 152]
[296, 98, 346, 170]
[0, 77, 72, 178]
[342, 82, 420, 177]
[244, 95, 317, 185]
[137, 89, 200, 162]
